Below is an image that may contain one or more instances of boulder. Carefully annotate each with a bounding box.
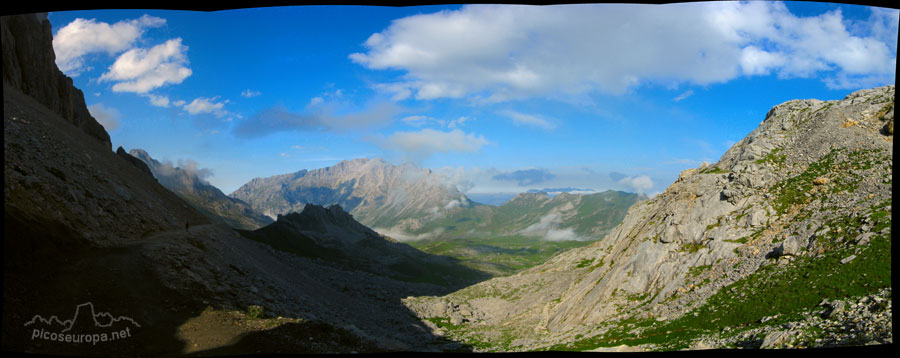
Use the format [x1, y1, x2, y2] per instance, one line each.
[854, 232, 875, 245]
[761, 330, 789, 348]
[774, 236, 802, 257]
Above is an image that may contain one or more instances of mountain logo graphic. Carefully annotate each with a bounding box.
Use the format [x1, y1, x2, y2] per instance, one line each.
[25, 302, 140, 345]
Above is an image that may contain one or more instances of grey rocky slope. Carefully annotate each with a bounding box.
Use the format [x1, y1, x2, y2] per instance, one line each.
[3, 13, 467, 355]
[404, 85, 894, 351]
[128, 148, 273, 231]
[229, 158, 472, 230]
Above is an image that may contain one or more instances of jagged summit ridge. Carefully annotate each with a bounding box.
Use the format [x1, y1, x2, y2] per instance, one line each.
[230, 157, 470, 229]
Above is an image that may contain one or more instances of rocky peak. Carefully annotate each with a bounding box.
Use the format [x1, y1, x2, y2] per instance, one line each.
[277, 204, 370, 236]
[116, 147, 154, 178]
[1, 13, 111, 147]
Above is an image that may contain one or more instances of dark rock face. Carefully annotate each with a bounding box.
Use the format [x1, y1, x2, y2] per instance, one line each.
[116, 146, 155, 179]
[1, 13, 111, 147]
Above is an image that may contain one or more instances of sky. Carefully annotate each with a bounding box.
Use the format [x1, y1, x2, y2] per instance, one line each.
[47, 2, 898, 201]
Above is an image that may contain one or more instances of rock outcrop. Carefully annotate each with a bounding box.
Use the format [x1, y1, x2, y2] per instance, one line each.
[1, 13, 111, 147]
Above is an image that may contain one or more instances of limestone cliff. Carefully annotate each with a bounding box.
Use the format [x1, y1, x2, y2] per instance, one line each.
[2, 13, 111, 147]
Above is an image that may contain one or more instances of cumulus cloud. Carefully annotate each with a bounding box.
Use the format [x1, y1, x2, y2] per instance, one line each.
[374, 128, 490, 161]
[183, 96, 230, 117]
[144, 93, 170, 107]
[87, 103, 121, 131]
[619, 174, 654, 194]
[53, 15, 166, 76]
[492, 168, 556, 186]
[153, 158, 214, 183]
[99, 38, 192, 93]
[500, 110, 555, 130]
[350, 3, 898, 101]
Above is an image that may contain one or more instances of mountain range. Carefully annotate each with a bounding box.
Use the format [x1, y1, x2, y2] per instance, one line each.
[229, 159, 644, 275]
[230, 158, 471, 231]
[3, 11, 891, 354]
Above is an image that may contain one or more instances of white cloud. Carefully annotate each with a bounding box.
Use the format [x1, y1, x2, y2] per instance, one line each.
[350, 3, 898, 101]
[144, 93, 170, 107]
[619, 174, 654, 194]
[154, 158, 214, 182]
[375, 128, 490, 160]
[500, 110, 555, 130]
[241, 89, 262, 98]
[449, 116, 472, 128]
[307, 96, 324, 108]
[401, 115, 433, 127]
[100, 38, 192, 93]
[519, 213, 585, 241]
[53, 15, 166, 76]
[673, 89, 694, 102]
[373, 82, 414, 101]
[87, 103, 121, 131]
[173, 99, 186, 107]
[183, 96, 230, 117]
[401, 115, 472, 129]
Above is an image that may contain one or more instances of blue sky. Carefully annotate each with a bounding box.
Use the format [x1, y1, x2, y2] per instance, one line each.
[47, 2, 898, 199]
